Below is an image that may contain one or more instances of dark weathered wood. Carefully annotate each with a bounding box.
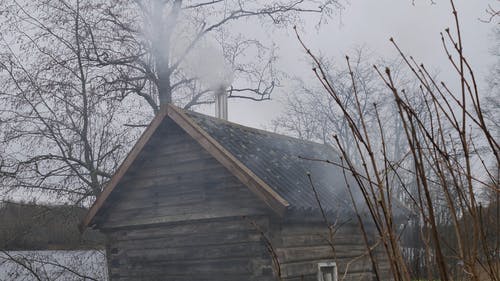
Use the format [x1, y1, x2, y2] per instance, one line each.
[276, 245, 368, 263]
[83, 104, 291, 230]
[374, 243, 394, 280]
[105, 216, 270, 237]
[96, 118, 270, 228]
[119, 165, 231, 190]
[82, 105, 392, 280]
[81, 108, 169, 230]
[166, 104, 289, 215]
[103, 207, 267, 229]
[105, 217, 274, 281]
[111, 232, 262, 252]
[271, 219, 378, 281]
[111, 179, 258, 210]
[281, 257, 372, 277]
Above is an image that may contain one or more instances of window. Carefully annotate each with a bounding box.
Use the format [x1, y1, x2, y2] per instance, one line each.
[317, 261, 338, 281]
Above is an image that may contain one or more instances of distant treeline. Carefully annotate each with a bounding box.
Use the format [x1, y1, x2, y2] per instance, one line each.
[0, 201, 104, 250]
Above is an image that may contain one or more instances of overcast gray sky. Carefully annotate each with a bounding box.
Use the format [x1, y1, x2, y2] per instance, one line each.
[226, 0, 499, 129]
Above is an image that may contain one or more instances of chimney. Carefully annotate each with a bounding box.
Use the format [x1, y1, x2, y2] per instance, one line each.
[215, 85, 228, 120]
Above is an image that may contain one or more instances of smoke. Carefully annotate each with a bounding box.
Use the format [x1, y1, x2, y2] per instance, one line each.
[182, 43, 234, 91]
[141, 0, 234, 94]
[162, 11, 234, 92]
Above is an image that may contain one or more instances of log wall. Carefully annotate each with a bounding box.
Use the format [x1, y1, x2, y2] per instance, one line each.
[271, 221, 389, 281]
[97, 119, 274, 280]
[94, 117, 392, 280]
[97, 119, 269, 229]
[105, 217, 275, 281]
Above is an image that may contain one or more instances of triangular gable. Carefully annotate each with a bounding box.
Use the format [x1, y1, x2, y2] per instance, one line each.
[80, 105, 289, 231]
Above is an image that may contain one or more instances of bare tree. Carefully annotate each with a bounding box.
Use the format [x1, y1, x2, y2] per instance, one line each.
[273, 49, 417, 166]
[0, 250, 107, 281]
[273, 47, 443, 278]
[0, 2, 345, 279]
[0, 0, 142, 204]
[482, 24, 500, 137]
[0, 0, 345, 204]
[294, 0, 500, 279]
[69, 0, 346, 112]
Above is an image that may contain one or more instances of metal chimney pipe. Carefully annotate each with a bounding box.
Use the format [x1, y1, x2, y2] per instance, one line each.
[215, 85, 228, 120]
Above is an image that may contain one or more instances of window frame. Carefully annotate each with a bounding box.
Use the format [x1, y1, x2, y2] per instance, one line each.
[317, 261, 338, 281]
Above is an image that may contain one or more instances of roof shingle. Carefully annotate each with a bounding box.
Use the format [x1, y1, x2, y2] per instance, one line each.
[185, 111, 360, 214]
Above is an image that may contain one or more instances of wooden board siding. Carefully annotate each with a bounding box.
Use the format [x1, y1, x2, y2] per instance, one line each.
[105, 217, 275, 281]
[167, 105, 289, 215]
[374, 244, 393, 280]
[95, 118, 270, 229]
[82, 109, 169, 230]
[87, 110, 394, 280]
[272, 222, 377, 281]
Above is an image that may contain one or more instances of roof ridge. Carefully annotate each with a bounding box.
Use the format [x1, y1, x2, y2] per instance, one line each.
[182, 108, 334, 151]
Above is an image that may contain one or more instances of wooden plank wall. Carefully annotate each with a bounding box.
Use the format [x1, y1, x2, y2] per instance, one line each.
[272, 221, 388, 281]
[94, 117, 393, 280]
[97, 119, 269, 228]
[105, 217, 275, 281]
[96, 118, 277, 280]
[374, 244, 393, 280]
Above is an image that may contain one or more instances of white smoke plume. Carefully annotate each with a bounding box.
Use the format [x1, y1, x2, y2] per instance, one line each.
[183, 43, 234, 91]
[170, 23, 234, 92]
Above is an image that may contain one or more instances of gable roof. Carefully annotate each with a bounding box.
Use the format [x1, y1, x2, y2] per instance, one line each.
[81, 104, 355, 230]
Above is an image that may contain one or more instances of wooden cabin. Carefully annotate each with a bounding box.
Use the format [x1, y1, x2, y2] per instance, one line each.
[81, 104, 392, 281]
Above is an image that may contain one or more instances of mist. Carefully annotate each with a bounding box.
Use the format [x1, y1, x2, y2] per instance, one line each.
[0, 0, 498, 280]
